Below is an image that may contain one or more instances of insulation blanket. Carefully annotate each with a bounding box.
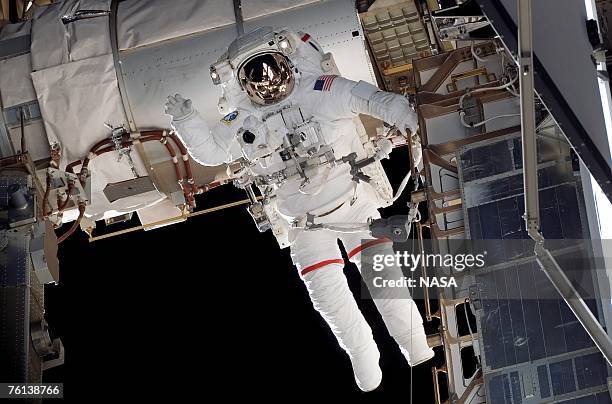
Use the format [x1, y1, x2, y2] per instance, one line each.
[31, 53, 127, 164]
[31, 0, 112, 71]
[31, 53, 164, 220]
[117, 0, 317, 50]
[0, 54, 37, 108]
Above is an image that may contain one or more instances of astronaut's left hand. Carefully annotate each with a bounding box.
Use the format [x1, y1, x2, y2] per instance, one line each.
[165, 94, 194, 121]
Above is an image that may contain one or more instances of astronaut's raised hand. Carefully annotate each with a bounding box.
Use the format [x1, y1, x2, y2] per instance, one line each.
[166, 94, 234, 166]
[164, 94, 194, 121]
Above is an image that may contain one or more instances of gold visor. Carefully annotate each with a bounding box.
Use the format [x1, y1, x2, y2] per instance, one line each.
[238, 53, 295, 105]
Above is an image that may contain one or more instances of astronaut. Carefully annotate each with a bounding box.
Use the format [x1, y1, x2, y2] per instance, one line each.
[165, 27, 434, 392]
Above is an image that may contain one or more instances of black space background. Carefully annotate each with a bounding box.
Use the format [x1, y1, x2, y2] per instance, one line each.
[41, 148, 446, 402]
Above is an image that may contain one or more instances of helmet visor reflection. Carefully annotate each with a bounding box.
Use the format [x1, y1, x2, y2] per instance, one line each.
[238, 53, 295, 105]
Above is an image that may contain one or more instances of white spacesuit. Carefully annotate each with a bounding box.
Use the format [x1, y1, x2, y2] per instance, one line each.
[165, 27, 434, 392]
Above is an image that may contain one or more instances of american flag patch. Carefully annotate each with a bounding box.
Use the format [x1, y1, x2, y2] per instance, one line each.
[313, 75, 337, 91]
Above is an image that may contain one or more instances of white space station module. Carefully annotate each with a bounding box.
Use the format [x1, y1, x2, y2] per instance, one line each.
[2, 1, 612, 402]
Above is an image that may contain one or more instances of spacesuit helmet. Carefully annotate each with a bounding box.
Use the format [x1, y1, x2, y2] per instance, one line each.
[237, 52, 295, 105]
[210, 27, 299, 106]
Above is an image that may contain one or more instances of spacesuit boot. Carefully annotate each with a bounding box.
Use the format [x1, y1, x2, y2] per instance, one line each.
[350, 342, 383, 392]
[362, 254, 435, 368]
[399, 330, 435, 367]
[364, 288, 434, 367]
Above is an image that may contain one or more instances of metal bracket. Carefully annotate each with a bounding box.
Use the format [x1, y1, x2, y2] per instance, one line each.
[3, 101, 42, 129]
[61, 9, 109, 25]
[233, 0, 244, 36]
[369, 215, 412, 242]
[103, 176, 156, 203]
[447, 67, 497, 92]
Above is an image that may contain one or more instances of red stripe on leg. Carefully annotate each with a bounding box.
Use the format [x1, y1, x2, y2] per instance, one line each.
[300, 258, 344, 276]
[347, 238, 392, 259]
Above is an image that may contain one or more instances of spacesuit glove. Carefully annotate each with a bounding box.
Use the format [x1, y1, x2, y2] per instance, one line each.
[165, 94, 194, 121]
[374, 138, 393, 160]
[395, 109, 419, 139]
[410, 134, 422, 168]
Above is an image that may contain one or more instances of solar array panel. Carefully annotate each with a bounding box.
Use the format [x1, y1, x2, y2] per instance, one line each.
[458, 135, 610, 403]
